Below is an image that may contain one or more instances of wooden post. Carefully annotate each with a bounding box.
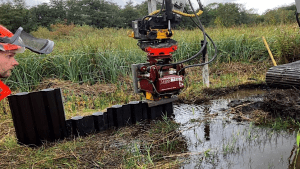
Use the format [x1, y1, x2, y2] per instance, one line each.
[202, 41, 209, 87]
[262, 36, 277, 66]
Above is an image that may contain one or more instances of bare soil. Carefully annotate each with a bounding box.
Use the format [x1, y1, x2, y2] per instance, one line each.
[178, 83, 268, 104]
[227, 86, 300, 124]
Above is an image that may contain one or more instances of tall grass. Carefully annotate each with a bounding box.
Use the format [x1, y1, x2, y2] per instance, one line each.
[5, 24, 300, 91]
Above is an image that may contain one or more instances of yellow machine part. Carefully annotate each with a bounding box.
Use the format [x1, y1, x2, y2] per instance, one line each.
[127, 29, 173, 39]
[148, 9, 203, 18]
[146, 92, 154, 101]
[152, 29, 173, 39]
[127, 30, 134, 38]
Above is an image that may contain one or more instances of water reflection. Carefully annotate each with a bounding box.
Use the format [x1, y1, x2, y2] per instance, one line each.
[204, 107, 210, 141]
[173, 89, 297, 169]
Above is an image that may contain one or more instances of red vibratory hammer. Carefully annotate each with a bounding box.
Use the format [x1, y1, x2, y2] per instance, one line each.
[129, 0, 218, 106]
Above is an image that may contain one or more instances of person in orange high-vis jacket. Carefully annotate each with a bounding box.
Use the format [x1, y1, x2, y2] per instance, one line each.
[0, 25, 54, 78]
[0, 25, 54, 100]
[0, 26, 25, 78]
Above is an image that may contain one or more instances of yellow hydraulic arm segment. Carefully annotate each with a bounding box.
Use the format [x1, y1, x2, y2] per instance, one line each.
[148, 9, 203, 18]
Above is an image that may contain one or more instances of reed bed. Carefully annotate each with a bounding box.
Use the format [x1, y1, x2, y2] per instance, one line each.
[5, 24, 300, 91]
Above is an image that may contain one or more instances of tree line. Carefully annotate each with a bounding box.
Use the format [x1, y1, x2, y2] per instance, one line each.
[0, 0, 297, 32]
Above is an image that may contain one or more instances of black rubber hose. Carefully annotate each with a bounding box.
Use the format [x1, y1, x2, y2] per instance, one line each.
[178, 10, 218, 73]
[158, 0, 208, 69]
[165, 0, 173, 20]
[157, 0, 165, 16]
[296, 11, 300, 28]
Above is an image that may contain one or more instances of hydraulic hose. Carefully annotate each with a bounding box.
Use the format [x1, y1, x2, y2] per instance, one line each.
[157, 0, 165, 16]
[296, 11, 300, 28]
[159, 0, 209, 70]
[144, 0, 218, 72]
[178, 9, 218, 72]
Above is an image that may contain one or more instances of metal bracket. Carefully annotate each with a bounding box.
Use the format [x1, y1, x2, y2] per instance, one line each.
[143, 96, 178, 107]
[131, 64, 141, 94]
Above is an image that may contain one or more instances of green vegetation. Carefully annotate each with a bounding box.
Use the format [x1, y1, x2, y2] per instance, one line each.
[4, 23, 300, 92]
[258, 116, 300, 131]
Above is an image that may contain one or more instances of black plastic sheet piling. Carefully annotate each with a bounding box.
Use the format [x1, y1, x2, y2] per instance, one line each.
[8, 92, 41, 146]
[163, 102, 174, 117]
[71, 115, 95, 136]
[93, 112, 105, 132]
[8, 88, 67, 146]
[71, 116, 84, 136]
[266, 60, 300, 88]
[103, 112, 108, 130]
[148, 104, 156, 120]
[65, 119, 73, 137]
[156, 105, 164, 119]
[129, 101, 143, 123]
[8, 94, 25, 144]
[28, 91, 51, 141]
[8, 87, 176, 146]
[107, 107, 116, 128]
[53, 88, 68, 137]
[114, 105, 124, 128]
[41, 89, 63, 140]
[81, 115, 95, 134]
[148, 105, 163, 120]
[140, 101, 148, 120]
[108, 105, 123, 128]
[122, 104, 132, 125]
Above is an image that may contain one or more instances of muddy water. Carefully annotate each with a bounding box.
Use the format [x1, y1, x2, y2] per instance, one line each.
[174, 89, 298, 169]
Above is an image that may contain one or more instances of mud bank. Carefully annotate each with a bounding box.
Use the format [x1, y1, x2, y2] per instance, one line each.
[229, 87, 300, 122]
[178, 83, 268, 104]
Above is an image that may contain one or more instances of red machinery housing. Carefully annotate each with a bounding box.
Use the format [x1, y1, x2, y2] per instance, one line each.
[132, 44, 185, 101]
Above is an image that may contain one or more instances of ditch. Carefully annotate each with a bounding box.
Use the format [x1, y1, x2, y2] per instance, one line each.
[174, 88, 300, 169]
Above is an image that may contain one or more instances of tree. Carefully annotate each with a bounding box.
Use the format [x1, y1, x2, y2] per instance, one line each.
[200, 3, 218, 27]
[264, 7, 295, 25]
[0, 0, 33, 32]
[50, 0, 67, 24]
[78, 0, 124, 28]
[215, 3, 241, 27]
[65, 0, 85, 25]
[30, 3, 56, 29]
[120, 0, 140, 28]
[135, 0, 148, 17]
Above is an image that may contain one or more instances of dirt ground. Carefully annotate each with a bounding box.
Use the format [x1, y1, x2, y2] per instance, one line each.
[175, 81, 300, 125]
[177, 83, 268, 104]
[224, 85, 300, 124]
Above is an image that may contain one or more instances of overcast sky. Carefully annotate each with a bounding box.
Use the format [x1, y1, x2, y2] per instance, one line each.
[27, 0, 296, 15]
